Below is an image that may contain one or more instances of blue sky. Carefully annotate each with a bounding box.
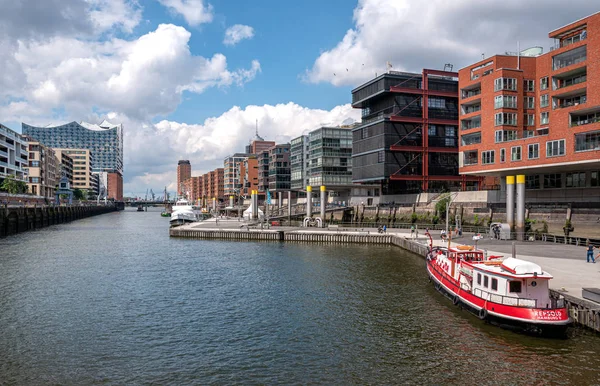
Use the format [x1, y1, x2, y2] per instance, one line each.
[141, 0, 356, 123]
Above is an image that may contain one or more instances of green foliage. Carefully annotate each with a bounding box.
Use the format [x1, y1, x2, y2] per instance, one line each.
[435, 194, 451, 220]
[73, 188, 84, 200]
[410, 212, 418, 223]
[542, 220, 548, 234]
[432, 215, 439, 224]
[0, 175, 28, 194]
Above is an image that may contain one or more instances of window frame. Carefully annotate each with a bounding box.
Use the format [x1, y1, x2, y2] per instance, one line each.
[511, 146, 522, 161]
[528, 143, 539, 160]
[509, 280, 522, 293]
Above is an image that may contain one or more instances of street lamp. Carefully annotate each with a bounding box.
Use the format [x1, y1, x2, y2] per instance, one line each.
[443, 192, 460, 236]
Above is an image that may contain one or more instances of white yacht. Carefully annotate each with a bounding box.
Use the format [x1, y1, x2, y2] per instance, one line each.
[170, 198, 197, 226]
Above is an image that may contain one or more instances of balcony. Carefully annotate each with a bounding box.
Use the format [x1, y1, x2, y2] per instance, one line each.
[552, 45, 586, 71]
[461, 85, 481, 100]
[461, 102, 481, 115]
[552, 66, 586, 90]
[553, 93, 586, 110]
[570, 106, 600, 127]
[461, 115, 481, 130]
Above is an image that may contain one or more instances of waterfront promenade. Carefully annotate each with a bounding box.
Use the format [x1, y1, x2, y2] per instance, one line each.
[175, 219, 600, 318]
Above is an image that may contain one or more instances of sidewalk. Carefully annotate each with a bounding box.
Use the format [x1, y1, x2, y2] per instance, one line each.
[395, 228, 600, 301]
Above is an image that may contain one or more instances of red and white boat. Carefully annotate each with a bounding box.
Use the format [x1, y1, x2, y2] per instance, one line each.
[426, 240, 570, 336]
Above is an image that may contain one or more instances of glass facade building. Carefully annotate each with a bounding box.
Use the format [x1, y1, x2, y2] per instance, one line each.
[290, 135, 309, 190]
[307, 127, 353, 187]
[22, 120, 123, 175]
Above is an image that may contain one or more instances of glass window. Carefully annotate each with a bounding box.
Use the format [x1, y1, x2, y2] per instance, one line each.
[494, 113, 517, 126]
[541, 112, 549, 125]
[591, 171, 600, 187]
[528, 143, 539, 159]
[495, 130, 518, 143]
[524, 79, 535, 92]
[546, 139, 565, 157]
[494, 77, 517, 91]
[525, 96, 535, 109]
[526, 175, 540, 189]
[553, 45, 587, 70]
[566, 172, 586, 188]
[511, 146, 522, 161]
[509, 281, 522, 293]
[491, 278, 498, 291]
[377, 150, 385, 163]
[544, 173, 562, 188]
[461, 132, 481, 146]
[575, 131, 600, 152]
[483, 275, 489, 288]
[494, 95, 517, 109]
[481, 150, 495, 165]
[428, 125, 437, 136]
[540, 77, 549, 90]
[500, 148, 506, 163]
[524, 114, 535, 126]
[540, 94, 549, 108]
[477, 273, 481, 285]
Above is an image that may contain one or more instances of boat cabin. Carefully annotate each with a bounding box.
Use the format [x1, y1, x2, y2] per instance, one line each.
[470, 258, 554, 308]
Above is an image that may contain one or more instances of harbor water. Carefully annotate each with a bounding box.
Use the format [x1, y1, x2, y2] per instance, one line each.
[1, 208, 599, 384]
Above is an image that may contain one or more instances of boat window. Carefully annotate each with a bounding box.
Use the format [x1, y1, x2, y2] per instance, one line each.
[491, 278, 498, 291]
[477, 273, 481, 285]
[483, 275, 489, 288]
[509, 281, 522, 293]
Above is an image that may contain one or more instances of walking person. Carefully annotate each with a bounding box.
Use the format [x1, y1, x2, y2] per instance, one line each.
[587, 242, 596, 263]
[410, 224, 415, 238]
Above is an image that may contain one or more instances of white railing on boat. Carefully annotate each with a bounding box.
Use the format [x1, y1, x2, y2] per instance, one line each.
[473, 288, 537, 308]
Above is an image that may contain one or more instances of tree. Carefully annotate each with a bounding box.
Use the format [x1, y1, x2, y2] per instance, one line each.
[0, 175, 27, 194]
[435, 193, 451, 220]
[73, 188, 84, 200]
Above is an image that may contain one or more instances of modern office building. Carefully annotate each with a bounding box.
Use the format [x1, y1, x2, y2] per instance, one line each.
[351, 70, 481, 194]
[224, 153, 249, 196]
[22, 120, 123, 197]
[268, 144, 291, 192]
[290, 135, 309, 190]
[177, 160, 192, 196]
[54, 149, 95, 192]
[244, 127, 275, 155]
[458, 12, 600, 200]
[23, 139, 59, 198]
[307, 127, 353, 187]
[0, 123, 28, 184]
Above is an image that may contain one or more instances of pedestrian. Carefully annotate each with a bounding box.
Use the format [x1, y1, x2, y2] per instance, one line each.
[410, 224, 415, 237]
[587, 242, 596, 263]
[383, 224, 387, 234]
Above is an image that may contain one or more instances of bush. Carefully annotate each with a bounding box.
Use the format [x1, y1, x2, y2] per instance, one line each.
[432, 215, 439, 224]
[410, 212, 418, 223]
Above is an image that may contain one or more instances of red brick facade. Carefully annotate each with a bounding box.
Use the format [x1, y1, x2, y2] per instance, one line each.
[459, 12, 600, 186]
[107, 172, 123, 200]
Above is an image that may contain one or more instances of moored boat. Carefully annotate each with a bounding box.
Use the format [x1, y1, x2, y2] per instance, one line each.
[170, 198, 197, 226]
[425, 238, 570, 336]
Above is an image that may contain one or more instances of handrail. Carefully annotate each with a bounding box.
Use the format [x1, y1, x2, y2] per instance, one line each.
[474, 288, 537, 308]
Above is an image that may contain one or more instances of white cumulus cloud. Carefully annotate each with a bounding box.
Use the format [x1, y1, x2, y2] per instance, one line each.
[122, 102, 360, 196]
[158, 0, 213, 26]
[223, 24, 255, 46]
[305, 0, 600, 86]
[4, 23, 260, 121]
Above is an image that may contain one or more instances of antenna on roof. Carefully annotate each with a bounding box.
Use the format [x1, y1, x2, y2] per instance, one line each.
[255, 119, 259, 137]
[386, 61, 393, 72]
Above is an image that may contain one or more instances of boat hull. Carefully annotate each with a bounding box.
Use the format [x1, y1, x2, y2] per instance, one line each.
[426, 258, 570, 337]
[170, 210, 197, 226]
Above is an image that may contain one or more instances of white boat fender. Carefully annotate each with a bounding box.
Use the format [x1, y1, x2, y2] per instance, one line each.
[478, 308, 487, 320]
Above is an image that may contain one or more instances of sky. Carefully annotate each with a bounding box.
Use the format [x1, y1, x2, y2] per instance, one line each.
[0, 0, 598, 197]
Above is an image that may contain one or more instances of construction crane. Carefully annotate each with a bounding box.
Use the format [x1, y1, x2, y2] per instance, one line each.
[145, 189, 148, 201]
[150, 189, 155, 201]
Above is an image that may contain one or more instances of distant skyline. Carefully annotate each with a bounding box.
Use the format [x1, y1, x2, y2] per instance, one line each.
[0, 0, 598, 196]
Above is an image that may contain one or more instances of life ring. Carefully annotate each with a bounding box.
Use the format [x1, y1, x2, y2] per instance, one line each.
[478, 308, 487, 320]
[453, 295, 459, 306]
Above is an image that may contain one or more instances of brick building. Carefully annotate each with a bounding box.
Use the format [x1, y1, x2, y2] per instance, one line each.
[177, 160, 191, 197]
[459, 12, 600, 198]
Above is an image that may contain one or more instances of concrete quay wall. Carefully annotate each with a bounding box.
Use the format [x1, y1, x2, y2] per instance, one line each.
[0, 205, 119, 237]
[170, 226, 599, 333]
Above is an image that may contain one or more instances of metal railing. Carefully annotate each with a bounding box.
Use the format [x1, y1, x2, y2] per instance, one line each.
[474, 288, 537, 308]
